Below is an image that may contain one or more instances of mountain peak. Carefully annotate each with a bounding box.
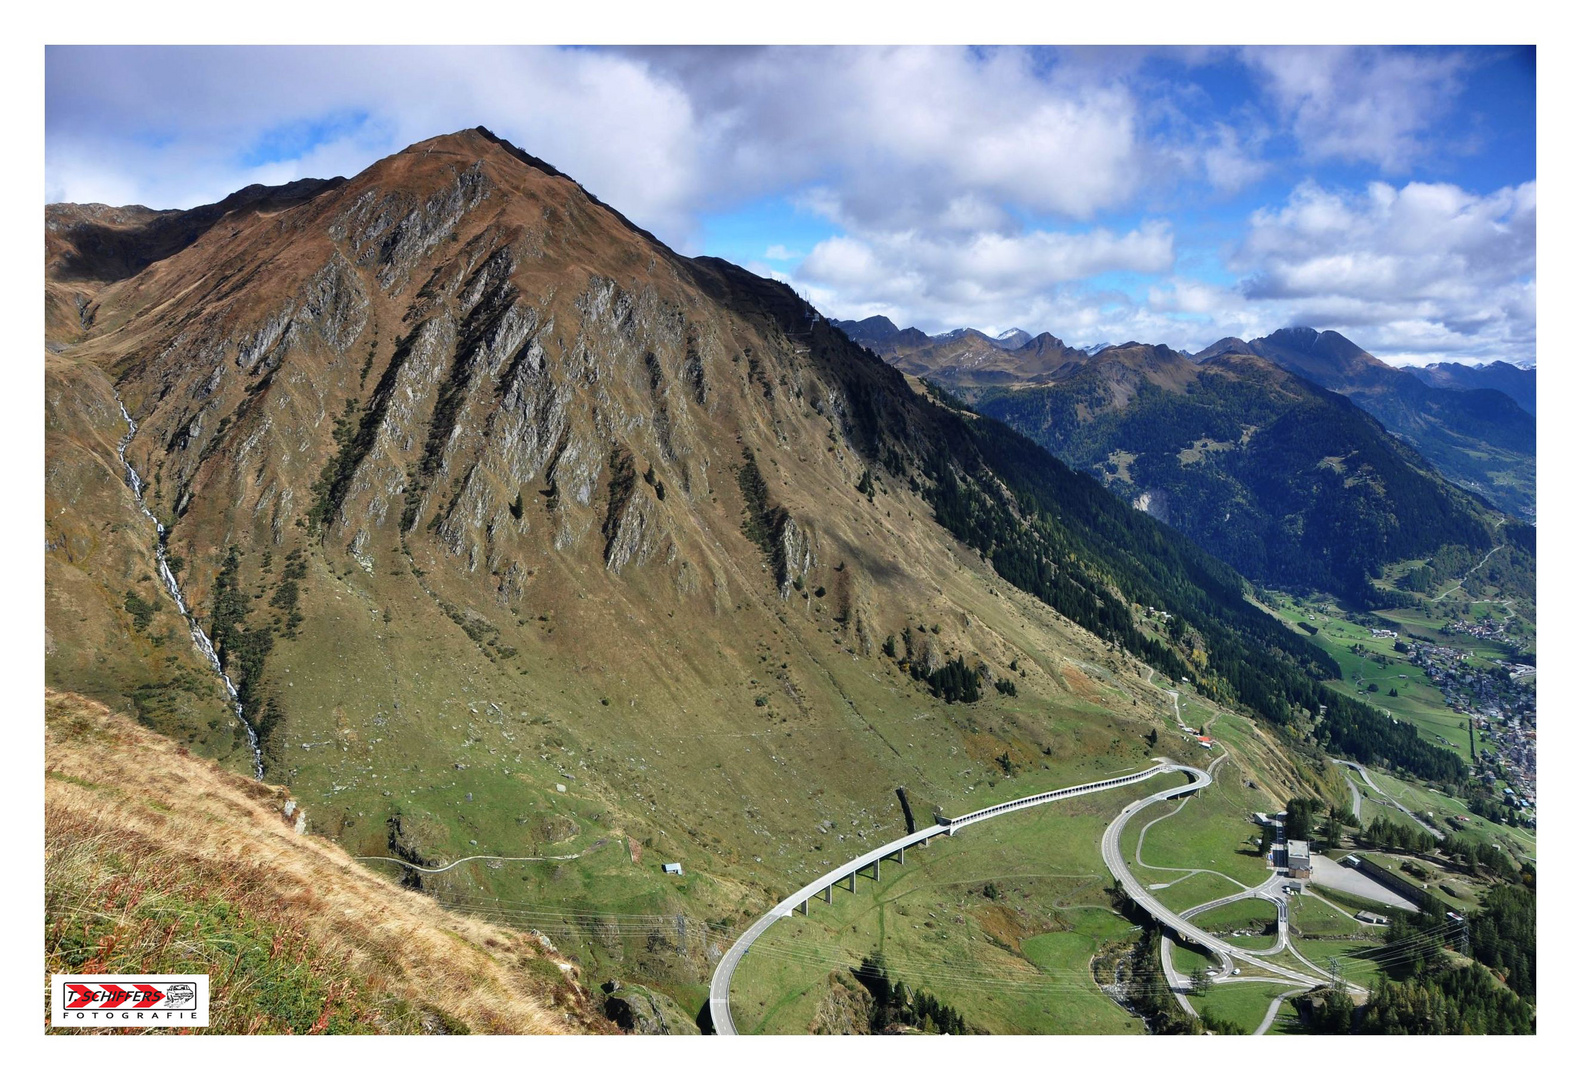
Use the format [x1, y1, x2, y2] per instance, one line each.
[393, 126, 567, 180]
[1262, 326, 1372, 366]
[1193, 336, 1252, 361]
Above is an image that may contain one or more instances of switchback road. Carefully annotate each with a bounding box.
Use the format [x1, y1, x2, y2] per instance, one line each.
[1332, 759, 1443, 840]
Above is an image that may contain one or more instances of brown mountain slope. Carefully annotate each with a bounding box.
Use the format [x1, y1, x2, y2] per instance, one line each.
[45, 178, 345, 343]
[46, 127, 1194, 1000]
[45, 689, 611, 1034]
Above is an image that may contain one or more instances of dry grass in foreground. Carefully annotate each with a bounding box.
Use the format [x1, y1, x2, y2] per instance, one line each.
[44, 689, 616, 1034]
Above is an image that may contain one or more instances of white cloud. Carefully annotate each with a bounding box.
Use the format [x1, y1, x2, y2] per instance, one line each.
[763, 244, 801, 261]
[1147, 278, 1246, 318]
[1200, 123, 1269, 193]
[793, 222, 1174, 332]
[46, 46, 709, 242]
[47, 45, 1160, 247]
[1241, 46, 1469, 173]
[1222, 179, 1536, 363]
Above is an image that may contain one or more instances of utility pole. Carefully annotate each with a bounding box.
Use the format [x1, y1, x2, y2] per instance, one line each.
[1328, 956, 1343, 992]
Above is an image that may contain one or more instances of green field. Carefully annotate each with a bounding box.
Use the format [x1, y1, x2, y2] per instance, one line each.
[1142, 871, 1247, 912]
[727, 776, 1178, 1034]
[1258, 593, 1474, 761]
[1287, 936, 1386, 988]
[1167, 939, 1216, 976]
[1358, 792, 1427, 831]
[1194, 897, 1279, 933]
[1197, 980, 1292, 1033]
[1266, 997, 1306, 1035]
[1174, 695, 1218, 733]
[1127, 751, 1275, 890]
[1288, 891, 1376, 938]
[1365, 769, 1536, 865]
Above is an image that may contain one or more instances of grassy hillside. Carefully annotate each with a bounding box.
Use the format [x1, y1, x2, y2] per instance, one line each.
[45, 689, 611, 1034]
[728, 776, 1177, 1034]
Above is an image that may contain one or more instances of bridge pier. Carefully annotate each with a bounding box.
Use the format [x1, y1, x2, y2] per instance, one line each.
[873, 860, 881, 883]
[824, 885, 832, 903]
[849, 871, 857, 892]
[800, 898, 808, 915]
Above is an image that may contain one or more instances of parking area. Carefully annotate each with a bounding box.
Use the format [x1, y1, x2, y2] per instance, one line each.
[1308, 854, 1419, 912]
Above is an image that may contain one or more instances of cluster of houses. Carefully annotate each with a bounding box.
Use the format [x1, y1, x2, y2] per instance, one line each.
[1394, 638, 1536, 819]
[1444, 615, 1520, 647]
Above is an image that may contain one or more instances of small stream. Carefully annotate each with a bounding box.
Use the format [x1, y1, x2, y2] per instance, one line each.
[115, 394, 264, 779]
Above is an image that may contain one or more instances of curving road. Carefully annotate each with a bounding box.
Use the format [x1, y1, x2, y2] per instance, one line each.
[708, 762, 1174, 1035]
[1251, 989, 1301, 1035]
[1340, 770, 1363, 819]
[1432, 544, 1504, 602]
[1182, 878, 1291, 956]
[713, 748, 1357, 1034]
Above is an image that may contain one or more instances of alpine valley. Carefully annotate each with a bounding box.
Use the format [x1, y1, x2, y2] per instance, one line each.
[45, 129, 1535, 1035]
[839, 318, 1535, 607]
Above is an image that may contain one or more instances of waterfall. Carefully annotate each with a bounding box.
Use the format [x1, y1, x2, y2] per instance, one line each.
[114, 394, 264, 780]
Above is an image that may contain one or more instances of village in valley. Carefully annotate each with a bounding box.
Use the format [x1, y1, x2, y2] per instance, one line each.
[1386, 634, 1536, 823]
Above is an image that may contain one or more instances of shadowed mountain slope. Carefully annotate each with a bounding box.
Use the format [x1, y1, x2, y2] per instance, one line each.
[964, 345, 1511, 603]
[1204, 328, 1534, 518]
[1412, 360, 1535, 416]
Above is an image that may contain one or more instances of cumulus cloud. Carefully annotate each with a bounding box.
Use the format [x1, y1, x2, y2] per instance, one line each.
[628, 45, 1155, 234]
[46, 45, 1161, 246]
[1229, 179, 1535, 363]
[46, 46, 709, 241]
[1241, 46, 1469, 173]
[792, 222, 1174, 332]
[1199, 123, 1270, 193]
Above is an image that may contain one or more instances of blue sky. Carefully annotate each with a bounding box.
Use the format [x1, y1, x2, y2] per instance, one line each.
[45, 45, 1536, 366]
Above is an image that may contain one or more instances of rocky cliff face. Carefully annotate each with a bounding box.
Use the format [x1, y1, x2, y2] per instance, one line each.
[85, 130, 893, 626]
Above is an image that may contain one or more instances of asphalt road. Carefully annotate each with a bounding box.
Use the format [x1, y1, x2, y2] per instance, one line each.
[713, 752, 1354, 1035]
[1341, 771, 1363, 819]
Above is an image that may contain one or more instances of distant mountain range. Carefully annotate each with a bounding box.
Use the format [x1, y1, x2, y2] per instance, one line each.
[1196, 329, 1534, 518]
[1414, 360, 1535, 415]
[837, 318, 1535, 522]
[969, 344, 1514, 602]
